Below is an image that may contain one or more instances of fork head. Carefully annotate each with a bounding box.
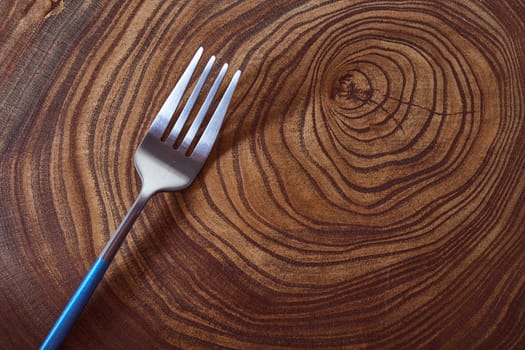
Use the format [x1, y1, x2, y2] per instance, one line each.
[134, 47, 241, 194]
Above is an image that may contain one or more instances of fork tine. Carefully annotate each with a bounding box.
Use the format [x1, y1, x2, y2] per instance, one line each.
[178, 63, 228, 152]
[166, 55, 216, 145]
[148, 47, 203, 138]
[192, 69, 241, 159]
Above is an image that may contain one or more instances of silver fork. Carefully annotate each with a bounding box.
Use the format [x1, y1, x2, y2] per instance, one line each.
[41, 47, 241, 350]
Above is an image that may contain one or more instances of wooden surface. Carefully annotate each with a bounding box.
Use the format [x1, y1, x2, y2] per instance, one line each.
[1, 1, 525, 348]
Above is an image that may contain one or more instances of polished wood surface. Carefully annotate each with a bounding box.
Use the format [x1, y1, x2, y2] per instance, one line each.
[2, 1, 525, 348]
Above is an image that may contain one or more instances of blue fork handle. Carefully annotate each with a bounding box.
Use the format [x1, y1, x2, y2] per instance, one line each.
[40, 191, 150, 349]
[40, 258, 109, 350]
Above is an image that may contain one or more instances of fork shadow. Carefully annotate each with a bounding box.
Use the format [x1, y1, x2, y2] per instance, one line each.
[69, 192, 200, 346]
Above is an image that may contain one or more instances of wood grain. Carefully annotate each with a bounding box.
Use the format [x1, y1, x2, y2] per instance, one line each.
[1, 0, 525, 348]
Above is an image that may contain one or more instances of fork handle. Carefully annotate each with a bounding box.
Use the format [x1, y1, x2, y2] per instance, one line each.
[40, 258, 109, 350]
[40, 190, 151, 350]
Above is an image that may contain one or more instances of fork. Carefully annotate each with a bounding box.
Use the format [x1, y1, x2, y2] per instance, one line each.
[40, 47, 241, 350]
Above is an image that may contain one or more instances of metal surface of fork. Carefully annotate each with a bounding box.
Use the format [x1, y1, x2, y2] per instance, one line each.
[41, 47, 241, 350]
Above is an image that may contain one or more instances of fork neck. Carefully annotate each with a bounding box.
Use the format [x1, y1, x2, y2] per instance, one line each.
[98, 187, 153, 263]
